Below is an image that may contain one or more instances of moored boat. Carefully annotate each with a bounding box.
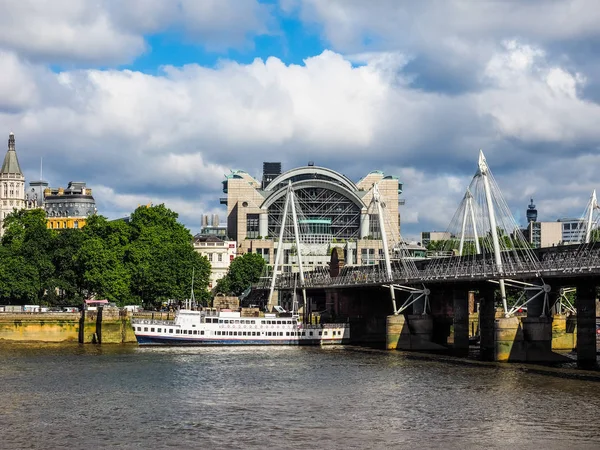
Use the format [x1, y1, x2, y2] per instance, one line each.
[132, 309, 349, 346]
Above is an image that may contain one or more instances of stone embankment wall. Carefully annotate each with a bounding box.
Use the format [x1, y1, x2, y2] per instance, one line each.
[0, 309, 137, 344]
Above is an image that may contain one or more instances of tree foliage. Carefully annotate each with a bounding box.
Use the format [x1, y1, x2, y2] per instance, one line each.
[0, 205, 211, 308]
[215, 252, 265, 296]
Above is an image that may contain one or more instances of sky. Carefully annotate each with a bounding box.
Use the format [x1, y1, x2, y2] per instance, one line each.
[1, 0, 600, 241]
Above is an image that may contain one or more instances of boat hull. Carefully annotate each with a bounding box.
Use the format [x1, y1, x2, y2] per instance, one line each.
[135, 335, 348, 346]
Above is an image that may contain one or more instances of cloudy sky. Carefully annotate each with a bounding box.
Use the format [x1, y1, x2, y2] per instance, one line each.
[2, 0, 599, 241]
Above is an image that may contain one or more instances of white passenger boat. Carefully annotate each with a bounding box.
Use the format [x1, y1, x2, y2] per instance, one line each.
[132, 309, 350, 346]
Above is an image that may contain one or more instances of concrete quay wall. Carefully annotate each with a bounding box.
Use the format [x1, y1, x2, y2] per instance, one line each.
[0, 310, 136, 344]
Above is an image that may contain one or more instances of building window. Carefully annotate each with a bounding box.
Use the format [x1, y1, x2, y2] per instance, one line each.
[246, 213, 259, 238]
[217, 253, 223, 262]
[256, 248, 270, 263]
[74, 221, 79, 229]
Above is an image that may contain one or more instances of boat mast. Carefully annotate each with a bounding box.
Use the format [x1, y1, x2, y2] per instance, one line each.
[189, 267, 196, 310]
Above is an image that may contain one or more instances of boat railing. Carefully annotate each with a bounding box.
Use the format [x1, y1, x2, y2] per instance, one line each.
[301, 323, 350, 329]
[131, 319, 176, 326]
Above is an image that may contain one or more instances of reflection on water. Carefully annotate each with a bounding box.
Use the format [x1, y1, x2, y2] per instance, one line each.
[0, 343, 599, 449]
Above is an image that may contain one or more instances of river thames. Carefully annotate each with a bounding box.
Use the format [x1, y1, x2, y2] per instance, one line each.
[0, 344, 599, 449]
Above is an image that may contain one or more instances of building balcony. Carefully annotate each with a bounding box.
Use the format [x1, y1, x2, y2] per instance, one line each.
[219, 197, 227, 205]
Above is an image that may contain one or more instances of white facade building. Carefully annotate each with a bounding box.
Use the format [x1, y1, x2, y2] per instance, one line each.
[558, 218, 586, 244]
[193, 235, 237, 290]
[0, 133, 26, 236]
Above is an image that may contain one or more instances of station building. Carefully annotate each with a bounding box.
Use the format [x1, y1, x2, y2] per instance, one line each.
[220, 162, 403, 269]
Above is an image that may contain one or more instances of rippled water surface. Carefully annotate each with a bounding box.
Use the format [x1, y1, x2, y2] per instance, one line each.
[1, 344, 599, 449]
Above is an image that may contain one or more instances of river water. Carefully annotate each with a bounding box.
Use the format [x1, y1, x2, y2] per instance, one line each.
[0, 344, 599, 449]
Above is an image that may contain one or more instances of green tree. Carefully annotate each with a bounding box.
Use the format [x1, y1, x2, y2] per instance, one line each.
[126, 204, 210, 308]
[216, 252, 265, 296]
[1, 209, 56, 304]
[51, 228, 87, 305]
[75, 216, 132, 304]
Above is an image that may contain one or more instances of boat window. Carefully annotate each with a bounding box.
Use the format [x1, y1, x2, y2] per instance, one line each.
[234, 320, 239, 324]
[137, 327, 141, 331]
[280, 332, 284, 336]
[286, 332, 289, 336]
[169, 329, 173, 333]
[234, 331, 238, 336]
[319, 331, 322, 336]
[302, 332, 306, 336]
[276, 320, 281, 325]
[176, 329, 180, 334]
[324, 331, 328, 336]
[267, 332, 271, 336]
[251, 320, 255, 324]
[157, 328, 161, 333]
[219, 320, 223, 323]
[228, 331, 232, 336]
[224, 320, 229, 324]
[201, 331, 204, 335]
[144, 327, 148, 332]
[309, 332, 313, 336]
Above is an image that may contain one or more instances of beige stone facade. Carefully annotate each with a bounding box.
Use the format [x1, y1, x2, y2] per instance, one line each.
[222, 165, 403, 267]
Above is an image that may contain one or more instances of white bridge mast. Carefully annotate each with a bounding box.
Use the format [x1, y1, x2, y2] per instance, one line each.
[373, 183, 398, 314]
[267, 182, 307, 313]
[478, 151, 508, 316]
[458, 189, 481, 256]
[584, 189, 598, 244]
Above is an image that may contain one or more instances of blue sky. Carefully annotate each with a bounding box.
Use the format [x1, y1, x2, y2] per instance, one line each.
[1, 0, 600, 241]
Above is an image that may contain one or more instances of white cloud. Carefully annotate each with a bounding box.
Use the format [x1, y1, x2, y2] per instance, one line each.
[476, 41, 599, 143]
[0, 0, 272, 64]
[1, 33, 600, 236]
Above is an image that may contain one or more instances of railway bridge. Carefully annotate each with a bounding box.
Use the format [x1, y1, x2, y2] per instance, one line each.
[254, 152, 600, 369]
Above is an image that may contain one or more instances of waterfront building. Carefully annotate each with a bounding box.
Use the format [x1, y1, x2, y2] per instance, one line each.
[523, 200, 574, 248]
[526, 221, 562, 248]
[420, 231, 452, 248]
[220, 162, 403, 269]
[44, 181, 97, 229]
[199, 214, 229, 239]
[558, 218, 586, 244]
[0, 133, 26, 236]
[193, 234, 237, 290]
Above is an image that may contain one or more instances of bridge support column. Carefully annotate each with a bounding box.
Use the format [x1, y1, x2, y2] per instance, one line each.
[576, 281, 598, 369]
[494, 317, 521, 362]
[479, 285, 496, 361]
[494, 315, 569, 363]
[551, 314, 576, 351]
[453, 289, 469, 356]
[386, 314, 446, 351]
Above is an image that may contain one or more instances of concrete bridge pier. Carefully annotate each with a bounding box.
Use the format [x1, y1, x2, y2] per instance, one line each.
[386, 288, 449, 352]
[494, 288, 570, 363]
[452, 288, 470, 357]
[576, 281, 598, 369]
[478, 285, 496, 361]
[386, 313, 445, 351]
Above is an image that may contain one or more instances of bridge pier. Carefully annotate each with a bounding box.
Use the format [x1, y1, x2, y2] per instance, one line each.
[479, 285, 496, 361]
[386, 314, 446, 351]
[494, 290, 569, 363]
[452, 288, 469, 357]
[576, 281, 598, 369]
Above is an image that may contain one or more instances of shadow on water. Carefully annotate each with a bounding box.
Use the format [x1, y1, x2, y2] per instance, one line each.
[343, 345, 600, 382]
